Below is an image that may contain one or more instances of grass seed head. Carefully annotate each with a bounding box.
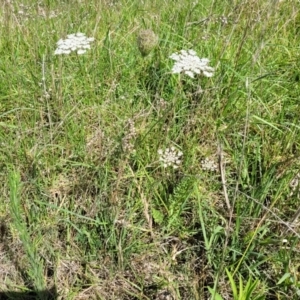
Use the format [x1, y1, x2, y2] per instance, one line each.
[137, 29, 158, 57]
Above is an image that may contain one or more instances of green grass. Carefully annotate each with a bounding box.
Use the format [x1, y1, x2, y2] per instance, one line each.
[1, 0, 300, 299]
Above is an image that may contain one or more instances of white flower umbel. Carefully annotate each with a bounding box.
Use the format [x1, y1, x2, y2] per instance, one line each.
[201, 157, 218, 172]
[54, 32, 95, 55]
[158, 146, 183, 169]
[169, 49, 214, 78]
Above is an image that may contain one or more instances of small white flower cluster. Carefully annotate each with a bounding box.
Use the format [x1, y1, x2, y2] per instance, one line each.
[169, 50, 214, 78]
[289, 172, 300, 196]
[158, 146, 183, 169]
[54, 33, 95, 55]
[201, 157, 218, 172]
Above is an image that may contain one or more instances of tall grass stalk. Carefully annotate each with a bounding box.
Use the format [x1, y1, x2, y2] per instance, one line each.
[9, 170, 46, 296]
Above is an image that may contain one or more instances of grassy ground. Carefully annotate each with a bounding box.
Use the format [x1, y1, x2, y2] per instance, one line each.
[1, 0, 300, 299]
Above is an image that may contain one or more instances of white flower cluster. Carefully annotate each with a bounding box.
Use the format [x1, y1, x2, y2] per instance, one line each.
[201, 157, 218, 172]
[290, 172, 300, 196]
[54, 33, 95, 55]
[158, 146, 183, 169]
[169, 50, 214, 78]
